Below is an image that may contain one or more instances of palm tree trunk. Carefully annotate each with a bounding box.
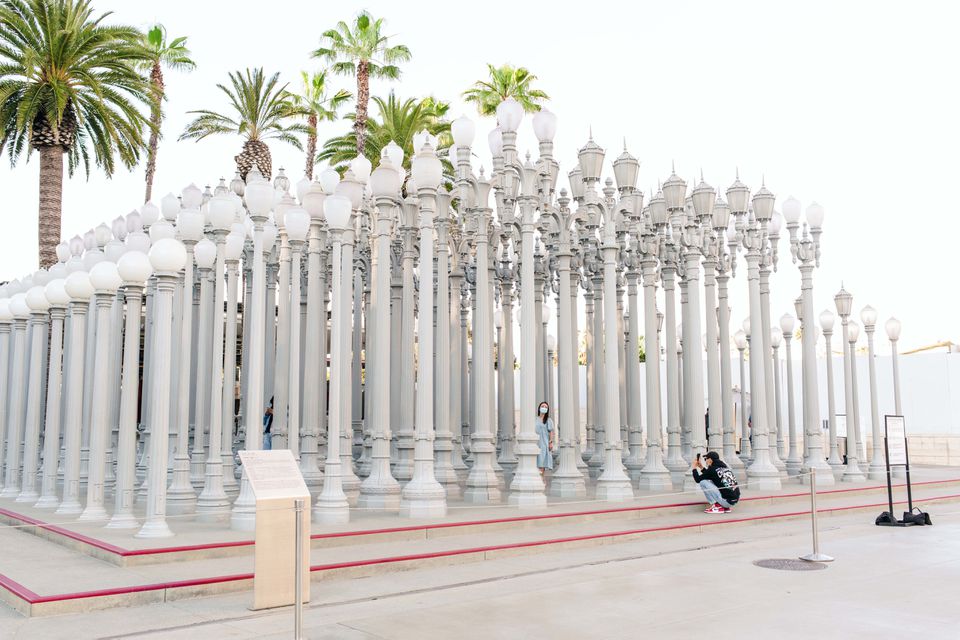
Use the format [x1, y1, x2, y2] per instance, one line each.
[38, 145, 64, 269]
[144, 63, 164, 203]
[305, 113, 317, 180]
[355, 60, 369, 155]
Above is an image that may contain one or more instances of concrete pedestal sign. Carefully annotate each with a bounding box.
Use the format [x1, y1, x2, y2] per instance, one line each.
[238, 449, 311, 610]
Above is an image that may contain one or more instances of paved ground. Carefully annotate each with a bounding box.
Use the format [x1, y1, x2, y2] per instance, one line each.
[2, 502, 958, 639]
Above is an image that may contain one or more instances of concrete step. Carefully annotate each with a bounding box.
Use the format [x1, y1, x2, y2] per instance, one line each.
[1, 480, 957, 617]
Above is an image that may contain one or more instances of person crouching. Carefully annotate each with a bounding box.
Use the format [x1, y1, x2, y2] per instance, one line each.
[692, 451, 740, 514]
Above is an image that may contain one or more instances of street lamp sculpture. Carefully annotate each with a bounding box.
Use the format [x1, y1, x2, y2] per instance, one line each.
[835, 287, 866, 482]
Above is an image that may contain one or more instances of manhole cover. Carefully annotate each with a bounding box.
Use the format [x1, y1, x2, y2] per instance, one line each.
[753, 558, 827, 571]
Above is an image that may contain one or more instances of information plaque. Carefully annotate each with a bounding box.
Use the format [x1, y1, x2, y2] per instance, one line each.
[885, 416, 907, 466]
[238, 449, 311, 611]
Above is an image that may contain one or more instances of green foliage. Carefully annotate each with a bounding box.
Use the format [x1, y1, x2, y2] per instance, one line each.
[312, 11, 411, 81]
[0, 0, 151, 176]
[141, 24, 195, 75]
[285, 70, 351, 128]
[179, 67, 306, 149]
[462, 64, 550, 116]
[318, 92, 452, 172]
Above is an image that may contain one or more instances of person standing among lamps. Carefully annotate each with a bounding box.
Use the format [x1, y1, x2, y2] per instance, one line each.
[536, 401, 555, 477]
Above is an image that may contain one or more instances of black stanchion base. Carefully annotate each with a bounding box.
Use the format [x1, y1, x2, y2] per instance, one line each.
[875, 511, 915, 527]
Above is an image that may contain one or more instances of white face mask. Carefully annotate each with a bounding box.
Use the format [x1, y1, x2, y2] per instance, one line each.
[539, 406, 548, 414]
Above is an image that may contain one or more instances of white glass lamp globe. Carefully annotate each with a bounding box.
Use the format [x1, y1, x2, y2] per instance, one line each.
[768, 211, 782, 235]
[83, 230, 96, 250]
[383, 141, 404, 169]
[451, 116, 475, 147]
[33, 269, 50, 287]
[541, 305, 551, 324]
[105, 240, 126, 263]
[302, 182, 326, 220]
[488, 127, 503, 156]
[734, 329, 747, 350]
[159, 194, 178, 222]
[494, 309, 503, 329]
[95, 223, 113, 248]
[335, 170, 364, 209]
[262, 222, 278, 252]
[860, 305, 878, 327]
[181, 183, 203, 210]
[742, 317, 751, 335]
[285, 207, 310, 243]
[69, 235, 85, 256]
[371, 157, 401, 197]
[806, 202, 825, 228]
[89, 261, 122, 293]
[126, 211, 143, 234]
[317, 167, 340, 195]
[44, 279, 71, 307]
[6, 279, 21, 296]
[10, 293, 30, 319]
[111, 216, 128, 241]
[324, 195, 352, 231]
[413, 130, 430, 154]
[780, 313, 795, 335]
[48, 263, 67, 280]
[149, 219, 176, 243]
[64, 271, 95, 301]
[117, 250, 153, 284]
[411, 145, 442, 190]
[532, 108, 558, 143]
[346, 158, 369, 186]
[782, 196, 801, 224]
[26, 286, 50, 312]
[495, 97, 523, 133]
[770, 329, 782, 348]
[125, 231, 151, 254]
[141, 201, 161, 227]
[819, 309, 835, 331]
[296, 177, 311, 204]
[885, 317, 902, 341]
[149, 238, 188, 273]
[82, 248, 105, 271]
[848, 320, 860, 342]
[208, 194, 235, 232]
[177, 207, 205, 243]
[194, 238, 216, 269]
[244, 176, 274, 216]
[56, 242, 70, 263]
[225, 231, 245, 261]
[547, 334, 557, 352]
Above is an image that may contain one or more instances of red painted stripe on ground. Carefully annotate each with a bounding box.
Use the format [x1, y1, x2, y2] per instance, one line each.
[3, 492, 955, 606]
[2, 477, 956, 559]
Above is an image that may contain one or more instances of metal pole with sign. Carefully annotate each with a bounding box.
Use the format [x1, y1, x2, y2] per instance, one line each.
[877, 415, 910, 527]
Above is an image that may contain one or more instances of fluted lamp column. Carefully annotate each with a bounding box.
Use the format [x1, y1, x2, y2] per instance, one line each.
[402, 143, 448, 517]
[35, 277, 70, 508]
[107, 251, 152, 527]
[16, 285, 51, 504]
[835, 287, 866, 482]
[820, 310, 844, 474]
[137, 238, 188, 538]
[861, 305, 886, 480]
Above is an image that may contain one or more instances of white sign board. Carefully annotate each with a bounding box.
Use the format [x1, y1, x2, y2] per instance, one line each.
[835, 414, 847, 438]
[885, 416, 908, 466]
[239, 449, 309, 500]
[238, 449, 310, 611]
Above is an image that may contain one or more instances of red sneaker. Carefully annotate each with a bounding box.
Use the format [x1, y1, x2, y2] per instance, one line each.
[704, 504, 724, 514]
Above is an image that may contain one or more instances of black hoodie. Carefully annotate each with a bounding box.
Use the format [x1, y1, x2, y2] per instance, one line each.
[692, 456, 740, 505]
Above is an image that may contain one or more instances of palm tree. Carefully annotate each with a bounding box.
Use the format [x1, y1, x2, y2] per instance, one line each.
[0, 0, 150, 268]
[180, 68, 305, 180]
[285, 71, 350, 179]
[312, 11, 411, 155]
[140, 24, 195, 203]
[318, 93, 451, 174]
[463, 64, 550, 116]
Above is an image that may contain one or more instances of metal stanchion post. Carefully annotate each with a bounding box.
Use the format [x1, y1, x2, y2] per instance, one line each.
[800, 469, 834, 562]
[294, 497, 304, 639]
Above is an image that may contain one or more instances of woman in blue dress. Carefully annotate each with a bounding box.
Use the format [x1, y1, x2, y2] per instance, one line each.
[536, 401, 555, 476]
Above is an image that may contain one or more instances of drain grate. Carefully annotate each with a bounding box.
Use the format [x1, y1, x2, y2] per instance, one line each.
[753, 558, 828, 571]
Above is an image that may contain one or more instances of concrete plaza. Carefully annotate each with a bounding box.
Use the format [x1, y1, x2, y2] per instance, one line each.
[1, 490, 957, 639]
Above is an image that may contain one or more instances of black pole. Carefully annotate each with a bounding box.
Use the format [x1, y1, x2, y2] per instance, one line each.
[904, 432, 914, 511]
[883, 424, 894, 517]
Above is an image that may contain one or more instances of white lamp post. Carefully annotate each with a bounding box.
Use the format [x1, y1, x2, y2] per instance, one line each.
[221, 228, 245, 496]
[35, 279, 70, 508]
[861, 305, 885, 480]
[313, 194, 351, 524]
[820, 309, 844, 473]
[137, 238, 187, 538]
[16, 285, 51, 503]
[107, 251, 152, 527]
[1, 294, 29, 497]
[284, 206, 310, 461]
[835, 287, 866, 482]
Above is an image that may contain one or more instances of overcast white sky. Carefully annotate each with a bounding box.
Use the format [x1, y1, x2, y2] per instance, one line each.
[1, 0, 957, 353]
